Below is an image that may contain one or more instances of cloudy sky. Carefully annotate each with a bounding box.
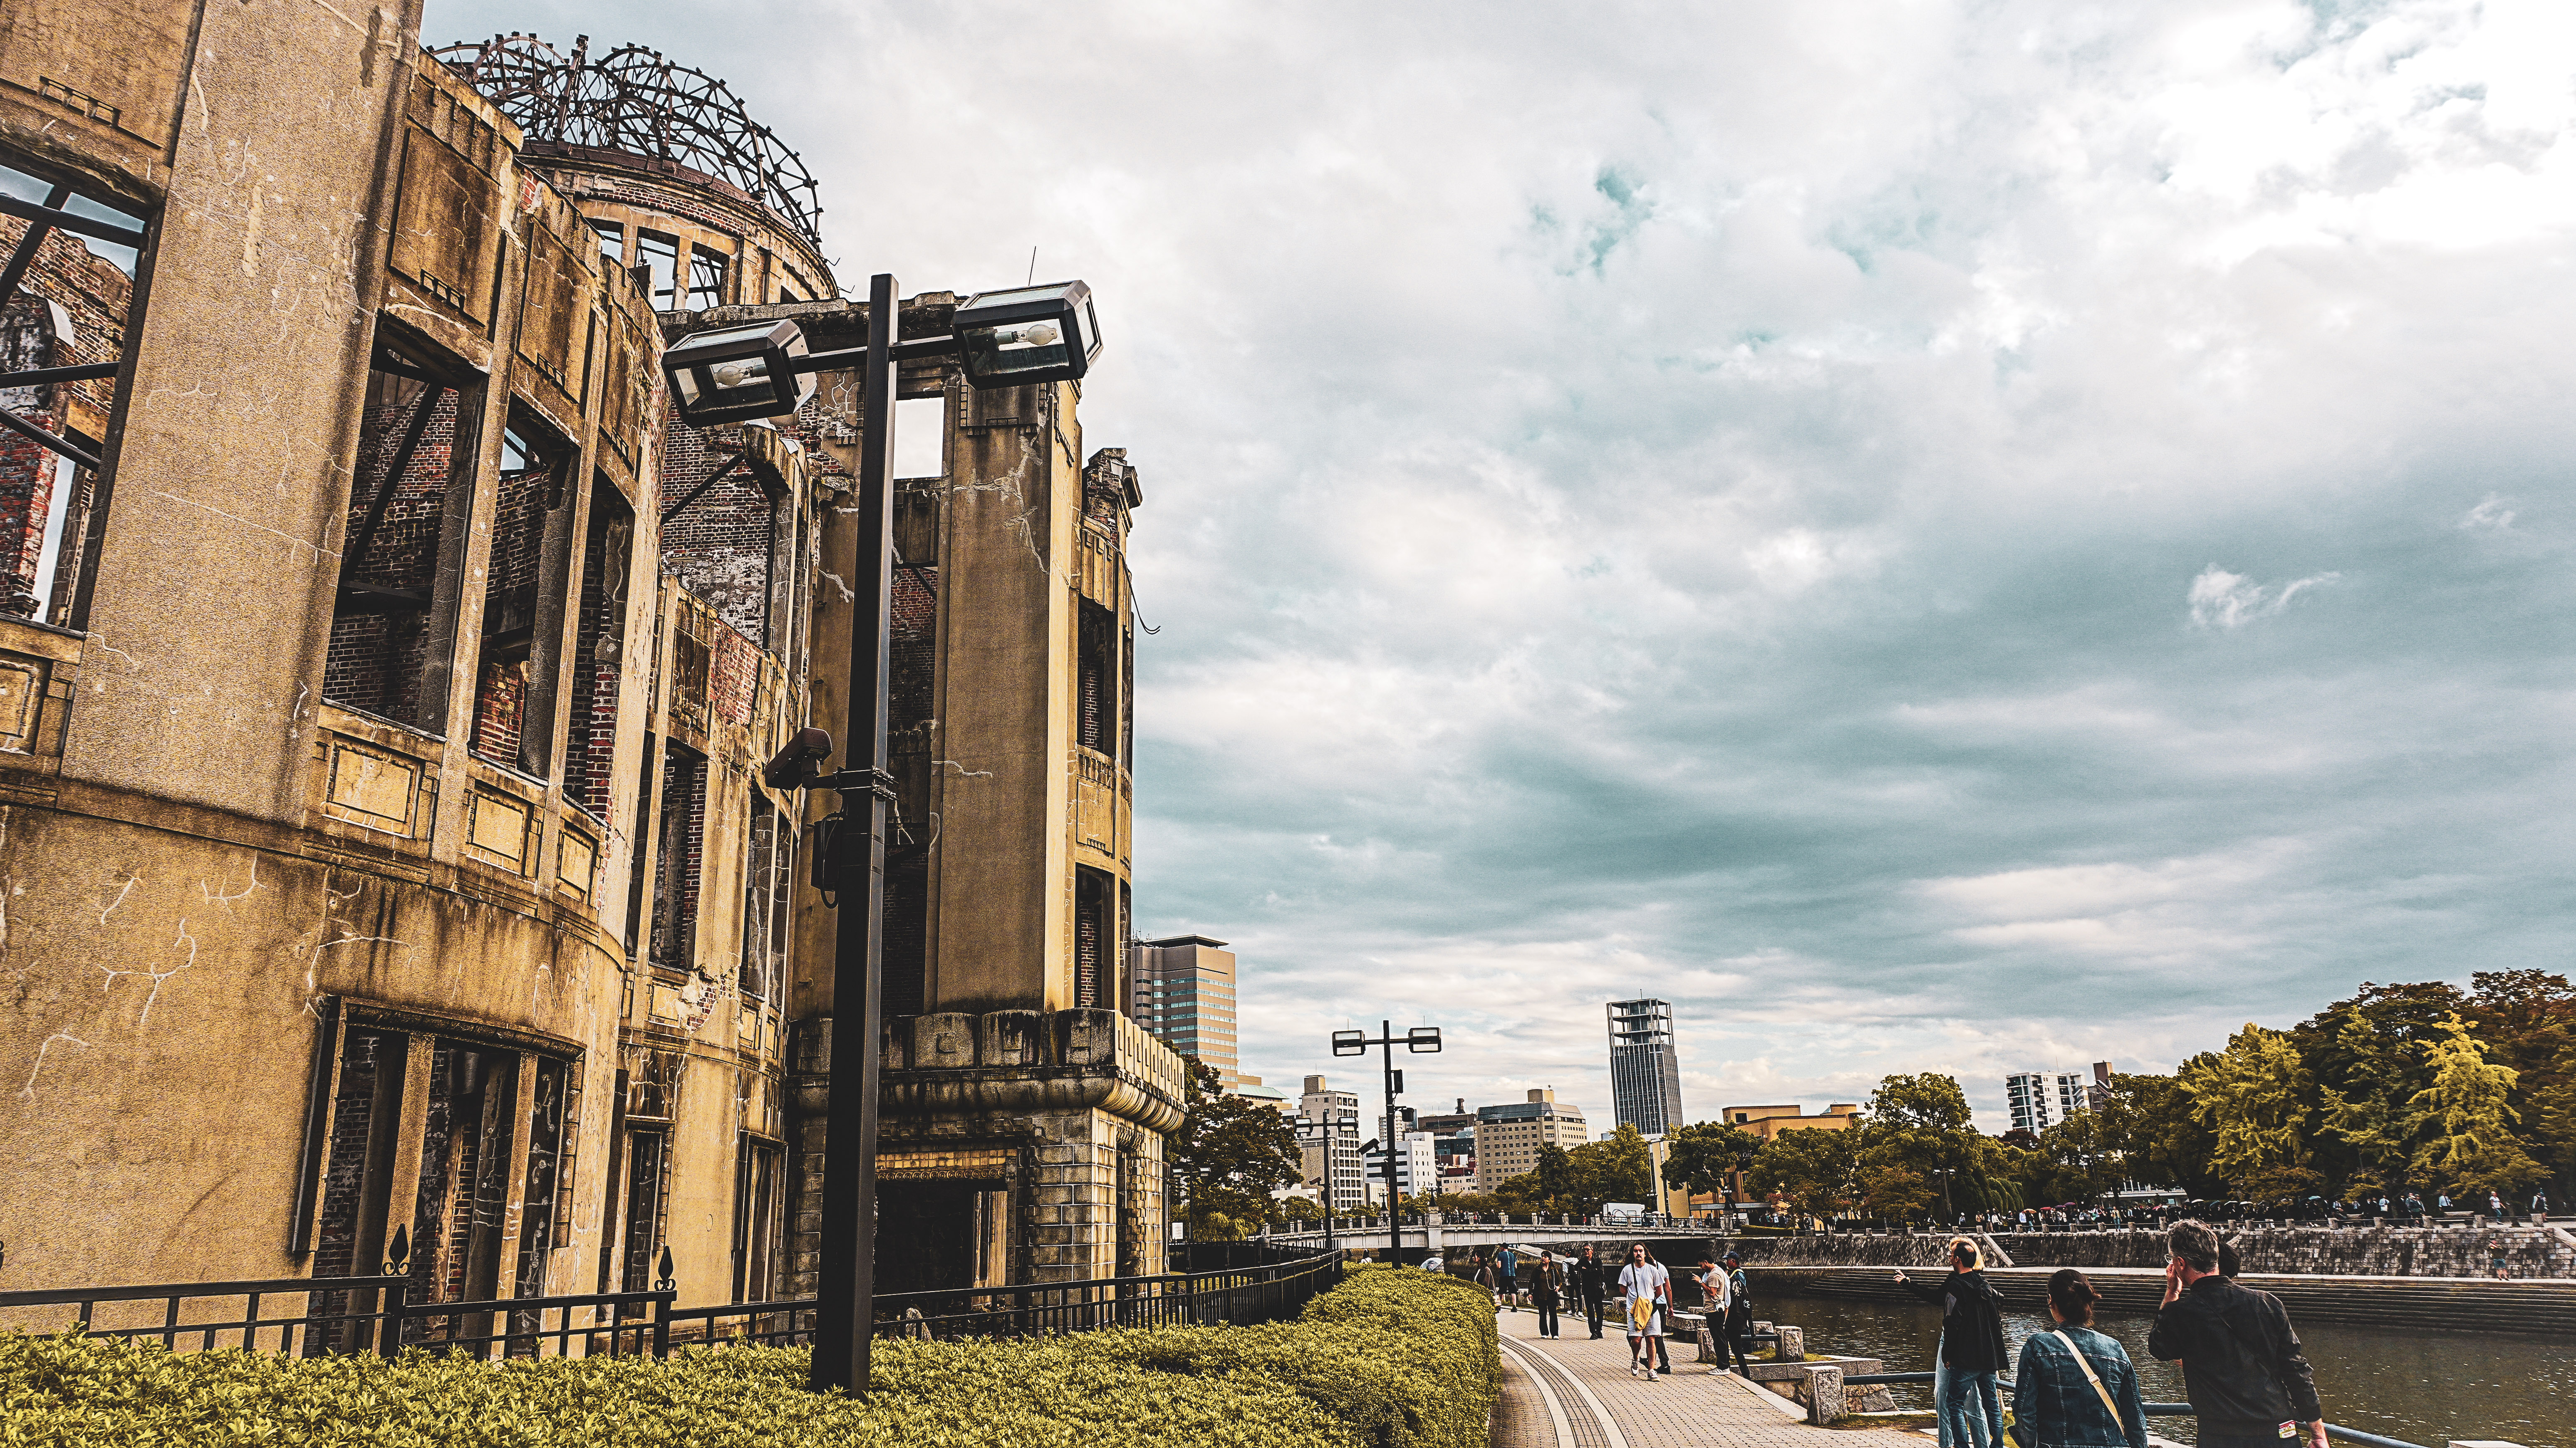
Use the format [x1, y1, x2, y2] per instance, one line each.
[433, 0, 2575, 1130]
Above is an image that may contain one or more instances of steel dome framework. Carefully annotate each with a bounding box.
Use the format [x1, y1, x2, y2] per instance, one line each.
[433, 33, 825, 250]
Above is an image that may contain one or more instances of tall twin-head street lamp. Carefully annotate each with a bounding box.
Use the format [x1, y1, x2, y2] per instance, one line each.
[1333, 1022, 1442, 1258]
[686, 274, 1101, 1398]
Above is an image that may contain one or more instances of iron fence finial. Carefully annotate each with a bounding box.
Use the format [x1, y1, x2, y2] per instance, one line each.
[654, 1245, 675, 1292]
[382, 1224, 409, 1277]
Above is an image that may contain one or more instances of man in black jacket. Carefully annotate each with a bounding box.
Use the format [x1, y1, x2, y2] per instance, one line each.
[1574, 1245, 1609, 1339]
[2148, 1220, 2325, 1448]
[1895, 1238, 2008, 1448]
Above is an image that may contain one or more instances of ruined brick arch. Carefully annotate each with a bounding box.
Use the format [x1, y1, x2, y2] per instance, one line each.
[431, 34, 825, 250]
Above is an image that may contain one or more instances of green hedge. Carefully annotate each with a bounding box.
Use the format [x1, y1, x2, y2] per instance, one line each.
[0, 1264, 1497, 1448]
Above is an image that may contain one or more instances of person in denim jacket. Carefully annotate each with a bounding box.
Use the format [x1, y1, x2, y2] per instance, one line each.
[2015, 1270, 2147, 1448]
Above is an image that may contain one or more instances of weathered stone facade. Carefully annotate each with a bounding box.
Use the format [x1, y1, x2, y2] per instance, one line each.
[0, 6, 1172, 1325]
[787, 1009, 1185, 1293]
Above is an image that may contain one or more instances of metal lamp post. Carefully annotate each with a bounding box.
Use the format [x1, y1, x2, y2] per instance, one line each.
[1332, 1022, 1442, 1258]
[670, 275, 1101, 1397]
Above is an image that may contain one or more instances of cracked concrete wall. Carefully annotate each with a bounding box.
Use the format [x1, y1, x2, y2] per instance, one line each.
[55, 0, 424, 824]
[0, 802, 622, 1291]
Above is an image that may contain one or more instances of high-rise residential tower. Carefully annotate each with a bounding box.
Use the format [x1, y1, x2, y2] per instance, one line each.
[1129, 934, 1249, 1089]
[2005, 1070, 2092, 1134]
[1607, 998, 1686, 1136]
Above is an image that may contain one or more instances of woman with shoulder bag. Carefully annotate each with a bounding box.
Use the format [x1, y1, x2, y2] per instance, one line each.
[2011, 1270, 2147, 1448]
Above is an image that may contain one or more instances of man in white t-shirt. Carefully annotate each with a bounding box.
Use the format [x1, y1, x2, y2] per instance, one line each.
[1617, 1243, 1672, 1379]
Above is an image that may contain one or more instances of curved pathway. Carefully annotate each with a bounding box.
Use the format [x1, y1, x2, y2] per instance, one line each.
[1492, 1307, 1922, 1448]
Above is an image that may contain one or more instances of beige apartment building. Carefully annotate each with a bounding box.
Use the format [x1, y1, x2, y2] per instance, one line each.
[0, 7, 1177, 1323]
[1474, 1089, 1588, 1191]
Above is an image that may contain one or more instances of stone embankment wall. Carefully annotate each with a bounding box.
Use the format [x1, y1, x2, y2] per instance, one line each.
[1724, 1226, 2576, 1278]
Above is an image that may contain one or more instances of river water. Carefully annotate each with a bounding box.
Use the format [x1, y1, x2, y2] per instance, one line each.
[1762, 1290, 2576, 1448]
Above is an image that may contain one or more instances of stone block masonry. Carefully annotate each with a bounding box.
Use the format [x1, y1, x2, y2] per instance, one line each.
[783, 1007, 1189, 1297]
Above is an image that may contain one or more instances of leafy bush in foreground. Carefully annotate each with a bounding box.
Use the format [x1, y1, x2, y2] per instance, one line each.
[0, 1264, 1496, 1448]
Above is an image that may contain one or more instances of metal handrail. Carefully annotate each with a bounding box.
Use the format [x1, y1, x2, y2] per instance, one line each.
[1832, 1371, 2435, 1447]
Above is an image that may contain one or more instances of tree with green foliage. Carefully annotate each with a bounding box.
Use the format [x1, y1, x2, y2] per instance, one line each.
[1166, 1059, 1303, 1238]
[1751, 1123, 1862, 1220]
[2098, 1070, 2222, 1197]
[1862, 1073, 1979, 1221]
[1662, 1119, 1764, 1204]
[2465, 970, 2576, 1200]
[2294, 981, 2464, 1194]
[2313, 1004, 2435, 1195]
[2408, 1013, 2547, 1198]
[1858, 1163, 1935, 1221]
[2180, 1024, 2313, 1193]
[1496, 1125, 1655, 1212]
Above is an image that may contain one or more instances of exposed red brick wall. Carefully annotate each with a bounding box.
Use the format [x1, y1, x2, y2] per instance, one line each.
[0, 215, 130, 623]
[563, 488, 633, 821]
[660, 414, 780, 646]
[324, 380, 461, 725]
[469, 437, 560, 767]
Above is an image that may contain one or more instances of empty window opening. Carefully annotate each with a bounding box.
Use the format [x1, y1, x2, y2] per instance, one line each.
[307, 1025, 408, 1354]
[893, 396, 945, 479]
[624, 733, 659, 953]
[1077, 599, 1115, 758]
[404, 1042, 518, 1342]
[0, 158, 144, 632]
[687, 245, 730, 309]
[636, 230, 680, 309]
[731, 1134, 782, 1302]
[876, 1178, 1006, 1294]
[589, 218, 625, 264]
[649, 742, 709, 973]
[327, 344, 468, 730]
[561, 479, 633, 819]
[1073, 866, 1114, 1010]
[661, 427, 786, 646]
[507, 1055, 575, 1334]
[617, 1048, 679, 1294]
[883, 522, 938, 1018]
[469, 417, 570, 775]
[739, 791, 791, 1003]
[619, 1128, 671, 1293]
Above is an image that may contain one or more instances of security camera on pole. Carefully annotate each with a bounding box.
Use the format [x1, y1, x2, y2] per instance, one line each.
[1332, 1021, 1442, 1258]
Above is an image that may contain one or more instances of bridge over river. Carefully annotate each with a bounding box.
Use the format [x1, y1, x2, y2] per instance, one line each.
[1260, 1217, 1716, 1254]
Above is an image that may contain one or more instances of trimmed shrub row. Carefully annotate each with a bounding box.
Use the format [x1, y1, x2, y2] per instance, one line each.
[0, 1264, 1498, 1448]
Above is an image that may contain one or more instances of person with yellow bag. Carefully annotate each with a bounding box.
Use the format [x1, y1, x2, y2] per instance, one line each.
[1617, 1243, 1672, 1379]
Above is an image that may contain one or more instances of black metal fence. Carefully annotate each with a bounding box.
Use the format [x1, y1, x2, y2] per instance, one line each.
[665, 1245, 1345, 1348]
[0, 1245, 1343, 1362]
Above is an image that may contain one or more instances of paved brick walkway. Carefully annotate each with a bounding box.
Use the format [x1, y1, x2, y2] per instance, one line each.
[1492, 1307, 1924, 1448]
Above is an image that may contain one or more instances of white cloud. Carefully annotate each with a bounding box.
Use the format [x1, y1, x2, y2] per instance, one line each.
[2459, 494, 2515, 530]
[427, 0, 2576, 1126]
[2187, 566, 2342, 629]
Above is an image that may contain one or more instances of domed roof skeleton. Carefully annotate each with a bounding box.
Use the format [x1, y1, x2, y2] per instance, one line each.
[433, 33, 826, 250]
